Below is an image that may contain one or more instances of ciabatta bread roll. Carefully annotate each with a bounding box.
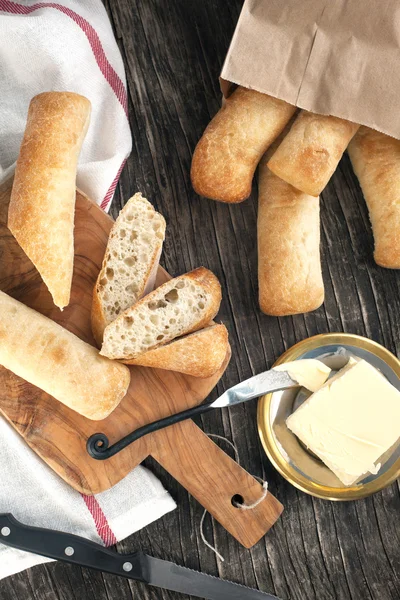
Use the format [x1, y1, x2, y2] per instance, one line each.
[92, 193, 166, 346]
[101, 267, 222, 361]
[258, 153, 324, 316]
[191, 87, 296, 203]
[267, 111, 359, 196]
[0, 291, 130, 420]
[8, 92, 91, 310]
[348, 127, 400, 269]
[128, 323, 229, 377]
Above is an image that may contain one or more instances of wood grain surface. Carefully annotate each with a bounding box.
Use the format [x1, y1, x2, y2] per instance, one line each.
[1, 0, 400, 599]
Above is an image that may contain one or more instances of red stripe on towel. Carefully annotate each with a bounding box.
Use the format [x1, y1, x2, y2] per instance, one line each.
[100, 158, 127, 211]
[81, 494, 118, 546]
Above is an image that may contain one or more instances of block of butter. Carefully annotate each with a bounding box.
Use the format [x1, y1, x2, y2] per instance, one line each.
[286, 358, 400, 486]
[274, 359, 331, 392]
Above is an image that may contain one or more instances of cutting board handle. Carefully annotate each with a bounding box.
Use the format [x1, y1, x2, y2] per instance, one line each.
[152, 420, 283, 548]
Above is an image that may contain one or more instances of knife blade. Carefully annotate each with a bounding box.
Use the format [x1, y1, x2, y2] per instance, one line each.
[0, 514, 280, 600]
[88, 369, 298, 459]
[210, 369, 297, 408]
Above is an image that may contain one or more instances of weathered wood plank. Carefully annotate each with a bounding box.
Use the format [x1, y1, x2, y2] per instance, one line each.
[1, 0, 399, 599]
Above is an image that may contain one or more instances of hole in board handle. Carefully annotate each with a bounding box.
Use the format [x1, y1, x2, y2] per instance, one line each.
[231, 494, 244, 507]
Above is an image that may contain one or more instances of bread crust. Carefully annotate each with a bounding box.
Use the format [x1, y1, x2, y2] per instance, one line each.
[267, 111, 359, 196]
[258, 157, 324, 316]
[91, 193, 165, 346]
[0, 291, 130, 420]
[101, 267, 222, 360]
[126, 323, 229, 377]
[191, 87, 296, 203]
[348, 126, 400, 268]
[8, 92, 91, 310]
[91, 285, 107, 348]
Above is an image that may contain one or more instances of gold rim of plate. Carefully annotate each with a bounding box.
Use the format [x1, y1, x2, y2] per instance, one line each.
[257, 332, 400, 500]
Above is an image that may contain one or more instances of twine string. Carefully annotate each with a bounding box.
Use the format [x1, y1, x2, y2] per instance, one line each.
[199, 433, 269, 562]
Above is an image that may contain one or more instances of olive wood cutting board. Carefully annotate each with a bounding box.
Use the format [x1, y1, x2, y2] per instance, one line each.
[0, 177, 283, 548]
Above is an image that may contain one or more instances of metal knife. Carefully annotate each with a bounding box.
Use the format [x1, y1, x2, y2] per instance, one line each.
[0, 514, 280, 600]
[88, 369, 298, 459]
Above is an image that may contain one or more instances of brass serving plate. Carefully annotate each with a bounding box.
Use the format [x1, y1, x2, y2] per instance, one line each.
[258, 333, 400, 500]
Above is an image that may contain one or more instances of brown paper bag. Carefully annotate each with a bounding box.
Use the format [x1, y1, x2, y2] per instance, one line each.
[221, 0, 400, 139]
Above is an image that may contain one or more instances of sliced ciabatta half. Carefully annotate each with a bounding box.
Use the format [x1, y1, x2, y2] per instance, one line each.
[100, 267, 222, 361]
[126, 323, 229, 377]
[91, 193, 166, 346]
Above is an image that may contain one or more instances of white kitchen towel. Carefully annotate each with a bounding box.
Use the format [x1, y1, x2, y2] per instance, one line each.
[0, 0, 176, 581]
[0, 418, 176, 580]
[0, 0, 132, 211]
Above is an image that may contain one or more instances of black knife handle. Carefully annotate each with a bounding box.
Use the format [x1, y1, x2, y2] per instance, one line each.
[87, 401, 214, 460]
[0, 514, 148, 582]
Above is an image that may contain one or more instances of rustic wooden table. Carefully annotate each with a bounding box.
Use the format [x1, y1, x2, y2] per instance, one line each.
[2, 1, 400, 599]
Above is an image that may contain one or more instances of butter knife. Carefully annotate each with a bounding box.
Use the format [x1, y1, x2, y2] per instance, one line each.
[87, 369, 297, 459]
